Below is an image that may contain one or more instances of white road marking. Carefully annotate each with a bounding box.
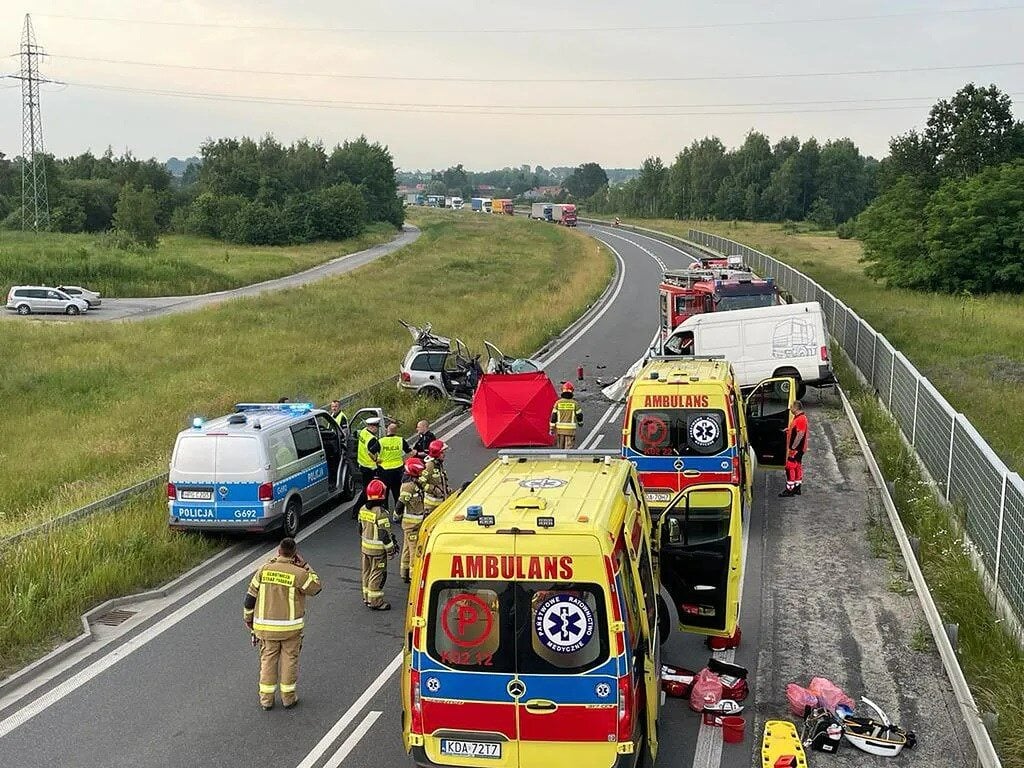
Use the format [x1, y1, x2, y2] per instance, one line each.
[0, 501, 350, 740]
[321, 710, 382, 768]
[607, 405, 624, 424]
[294, 655, 399, 768]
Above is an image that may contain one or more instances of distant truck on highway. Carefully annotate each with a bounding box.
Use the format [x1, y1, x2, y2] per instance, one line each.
[552, 203, 578, 226]
[531, 202, 554, 221]
[426, 195, 445, 208]
[405, 193, 425, 206]
[445, 196, 464, 210]
[492, 198, 514, 215]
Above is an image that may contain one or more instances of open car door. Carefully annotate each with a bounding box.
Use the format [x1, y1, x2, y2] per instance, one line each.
[744, 377, 796, 469]
[657, 484, 743, 638]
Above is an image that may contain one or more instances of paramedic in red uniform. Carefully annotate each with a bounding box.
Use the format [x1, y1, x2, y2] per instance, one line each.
[780, 400, 809, 497]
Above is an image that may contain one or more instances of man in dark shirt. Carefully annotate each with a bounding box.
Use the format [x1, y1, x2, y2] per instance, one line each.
[410, 420, 437, 459]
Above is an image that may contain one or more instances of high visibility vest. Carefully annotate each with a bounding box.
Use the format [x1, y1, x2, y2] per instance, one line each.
[553, 399, 580, 434]
[357, 429, 376, 469]
[332, 410, 348, 426]
[378, 435, 405, 470]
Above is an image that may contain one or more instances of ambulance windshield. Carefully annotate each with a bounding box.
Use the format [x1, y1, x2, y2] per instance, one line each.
[426, 581, 608, 675]
[630, 409, 727, 456]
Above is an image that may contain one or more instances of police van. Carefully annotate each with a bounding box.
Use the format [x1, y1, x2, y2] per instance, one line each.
[402, 450, 662, 768]
[622, 357, 795, 515]
[168, 403, 355, 536]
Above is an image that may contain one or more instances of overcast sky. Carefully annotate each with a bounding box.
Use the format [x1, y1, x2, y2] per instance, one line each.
[1, 0, 1022, 170]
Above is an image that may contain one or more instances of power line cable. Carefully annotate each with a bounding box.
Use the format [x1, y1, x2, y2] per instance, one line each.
[47, 54, 1024, 84]
[33, 5, 1024, 34]
[58, 79, 1024, 116]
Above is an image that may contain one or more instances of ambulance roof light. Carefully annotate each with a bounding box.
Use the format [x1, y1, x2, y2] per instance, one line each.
[466, 505, 482, 521]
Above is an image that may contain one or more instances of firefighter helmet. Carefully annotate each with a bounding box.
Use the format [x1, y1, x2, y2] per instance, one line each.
[366, 479, 387, 500]
[405, 457, 426, 476]
[562, 382, 575, 393]
[428, 439, 447, 459]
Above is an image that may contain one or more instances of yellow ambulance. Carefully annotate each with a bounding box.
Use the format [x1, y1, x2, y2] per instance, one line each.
[401, 450, 661, 768]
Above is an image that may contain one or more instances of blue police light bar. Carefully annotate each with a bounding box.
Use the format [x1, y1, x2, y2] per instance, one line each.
[235, 402, 314, 413]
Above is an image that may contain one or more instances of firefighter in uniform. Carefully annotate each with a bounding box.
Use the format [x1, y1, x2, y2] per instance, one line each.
[780, 400, 809, 497]
[394, 457, 429, 583]
[244, 537, 322, 710]
[423, 439, 450, 514]
[371, 422, 412, 511]
[352, 417, 382, 517]
[360, 478, 397, 609]
[550, 382, 583, 449]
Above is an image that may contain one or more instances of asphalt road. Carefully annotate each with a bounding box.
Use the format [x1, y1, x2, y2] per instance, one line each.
[0, 224, 970, 768]
[1, 225, 419, 322]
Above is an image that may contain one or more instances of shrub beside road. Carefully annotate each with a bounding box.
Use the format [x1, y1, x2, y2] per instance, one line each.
[0, 208, 612, 674]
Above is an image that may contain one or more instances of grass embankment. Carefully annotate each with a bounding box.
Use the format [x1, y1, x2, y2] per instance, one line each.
[835, 349, 1024, 767]
[0, 207, 612, 674]
[0, 224, 396, 297]
[617, 217, 1024, 475]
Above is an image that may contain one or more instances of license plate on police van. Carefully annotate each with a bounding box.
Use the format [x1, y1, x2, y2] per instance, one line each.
[180, 489, 212, 501]
[440, 740, 501, 759]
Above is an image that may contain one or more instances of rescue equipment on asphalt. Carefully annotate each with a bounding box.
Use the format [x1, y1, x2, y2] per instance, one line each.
[838, 698, 917, 757]
[761, 720, 808, 767]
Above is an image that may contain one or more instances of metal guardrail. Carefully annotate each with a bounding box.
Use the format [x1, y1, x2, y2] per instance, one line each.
[0, 375, 405, 549]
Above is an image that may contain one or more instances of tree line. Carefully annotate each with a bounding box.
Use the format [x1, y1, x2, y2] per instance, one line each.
[0, 134, 403, 248]
[856, 84, 1024, 293]
[585, 133, 878, 228]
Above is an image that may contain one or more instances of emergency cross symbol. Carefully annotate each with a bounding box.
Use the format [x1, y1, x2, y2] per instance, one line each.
[535, 594, 595, 654]
[426, 677, 441, 693]
[689, 417, 719, 447]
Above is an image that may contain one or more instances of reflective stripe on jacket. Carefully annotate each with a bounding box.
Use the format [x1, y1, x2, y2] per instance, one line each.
[245, 556, 322, 637]
[398, 479, 427, 522]
[377, 435, 406, 470]
[359, 503, 395, 555]
[551, 398, 582, 434]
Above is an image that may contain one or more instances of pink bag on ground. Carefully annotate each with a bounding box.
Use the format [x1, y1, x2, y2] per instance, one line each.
[689, 668, 723, 712]
[808, 677, 855, 713]
[786, 683, 818, 717]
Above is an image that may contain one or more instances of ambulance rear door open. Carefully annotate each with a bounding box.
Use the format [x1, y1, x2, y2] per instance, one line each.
[744, 377, 795, 469]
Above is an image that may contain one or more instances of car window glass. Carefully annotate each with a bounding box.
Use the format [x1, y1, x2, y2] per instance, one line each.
[215, 437, 262, 475]
[268, 431, 298, 469]
[428, 582, 514, 672]
[173, 436, 217, 472]
[616, 552, 640, 648]
[630, 409, 727, 456]
[290, 419, 323, 459]
[637, 547, 657, 634]
[412, 352, 446, 372]
[314, 414, 338, 435]
[48, 291, 62, 299]
[520, 583, 608, 674]
[746, 380, 791, 418]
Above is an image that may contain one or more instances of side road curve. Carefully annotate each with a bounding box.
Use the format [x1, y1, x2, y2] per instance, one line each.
[5, 225, 420, 323]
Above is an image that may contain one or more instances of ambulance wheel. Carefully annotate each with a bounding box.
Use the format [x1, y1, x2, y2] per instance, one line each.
[656, 594, 670, 645]
[283, 499, 301, 537]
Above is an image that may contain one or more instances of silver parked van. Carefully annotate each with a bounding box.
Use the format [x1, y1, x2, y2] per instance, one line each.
[6, 285, 90, 315]
[168, 403, 355, 536]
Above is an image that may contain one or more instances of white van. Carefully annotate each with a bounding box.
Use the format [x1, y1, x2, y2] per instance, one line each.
[661, 301, 834, 397]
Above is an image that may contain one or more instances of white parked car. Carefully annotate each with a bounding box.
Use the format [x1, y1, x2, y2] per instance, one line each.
[6, 286, 90, 316]
[57, 285, 102, 308]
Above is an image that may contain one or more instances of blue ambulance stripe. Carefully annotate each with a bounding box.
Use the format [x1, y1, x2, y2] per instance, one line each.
[621, 449, 734, 472]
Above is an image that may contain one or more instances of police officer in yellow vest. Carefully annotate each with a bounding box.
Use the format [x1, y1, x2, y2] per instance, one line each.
[353, 417, 382, 518]
[243, 538, 322, 710]
[369, 422, 412, 510]
[359, 479, 397, 610]
[550, 382, 584, 449]
[328, 399, 348, 430]
[394, 457, 429, 583]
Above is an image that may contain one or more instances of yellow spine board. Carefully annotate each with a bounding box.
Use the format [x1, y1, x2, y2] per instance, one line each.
[760, 720, 807, 767]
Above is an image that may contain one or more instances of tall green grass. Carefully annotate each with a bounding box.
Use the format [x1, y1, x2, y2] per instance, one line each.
[615, 217, 1024, 475]
[836, 350, 1024, 767]
[0, 209, 612, 674]
[0, 209, 611, 535]
[0, 224, 395, 297]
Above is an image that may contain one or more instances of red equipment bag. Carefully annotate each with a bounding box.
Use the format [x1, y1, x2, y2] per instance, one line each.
[808, 677, 855, 713]
[786, 683, 818, 718]
[688, 668, 723, 712]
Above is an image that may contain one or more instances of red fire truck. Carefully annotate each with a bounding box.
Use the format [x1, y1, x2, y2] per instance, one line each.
[658, 268, 779, 339]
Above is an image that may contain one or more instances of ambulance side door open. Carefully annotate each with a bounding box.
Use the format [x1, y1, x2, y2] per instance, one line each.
[744, 377, 795, 469]
[656, 484, 742, 638]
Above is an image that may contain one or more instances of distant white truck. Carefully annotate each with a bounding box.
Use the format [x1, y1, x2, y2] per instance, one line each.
[531, 203, 553, 221]
[451, 196, 464, 210]
[660, 301, 835, 397]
